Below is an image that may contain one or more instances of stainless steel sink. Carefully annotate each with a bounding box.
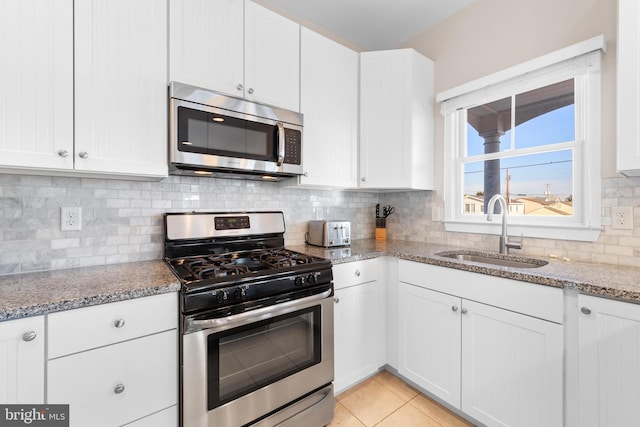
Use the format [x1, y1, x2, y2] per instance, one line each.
[436, 251, 548, 269]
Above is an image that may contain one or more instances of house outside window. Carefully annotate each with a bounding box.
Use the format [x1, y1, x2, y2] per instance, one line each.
[438, 36, 605, 242]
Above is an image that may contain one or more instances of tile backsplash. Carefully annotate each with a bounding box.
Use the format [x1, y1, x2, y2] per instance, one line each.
[381, 176, 640, 268]
[0, 174, 378, 274]
[1, 174, 639, 274]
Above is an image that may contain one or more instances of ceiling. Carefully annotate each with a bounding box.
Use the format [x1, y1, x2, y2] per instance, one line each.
[264, 0, 477, 51]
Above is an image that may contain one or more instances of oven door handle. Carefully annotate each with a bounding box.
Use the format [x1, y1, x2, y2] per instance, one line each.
[185, 288, 332, 334]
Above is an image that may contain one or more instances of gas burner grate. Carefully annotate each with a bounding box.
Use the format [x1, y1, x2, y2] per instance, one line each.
[182, 256, 253, 280]
[253, 249, 315, 268]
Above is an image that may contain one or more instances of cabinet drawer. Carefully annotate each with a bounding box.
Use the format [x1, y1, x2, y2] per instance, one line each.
[48, 293, 177, 359]
[125, 405, 177, 427]
[47, 330, 177, 427]
[333, 258, 379, 290]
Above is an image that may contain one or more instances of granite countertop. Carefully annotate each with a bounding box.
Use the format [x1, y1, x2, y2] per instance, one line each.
[0, 260, 180, 322]
[290, 239, 640, 304]
[2, 239, 639, 322]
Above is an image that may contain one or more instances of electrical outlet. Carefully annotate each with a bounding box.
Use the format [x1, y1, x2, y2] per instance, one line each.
[611, 206, 634, 230]
[61, 207, 82, 231]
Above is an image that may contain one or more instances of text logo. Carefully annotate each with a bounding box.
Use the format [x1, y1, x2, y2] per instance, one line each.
[0, 405, 68, 427]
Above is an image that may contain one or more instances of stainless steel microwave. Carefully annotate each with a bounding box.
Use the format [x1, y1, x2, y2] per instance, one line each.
[169, 82, 303, 180]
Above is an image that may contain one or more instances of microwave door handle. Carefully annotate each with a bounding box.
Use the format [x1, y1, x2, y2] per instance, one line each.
[276, 121, 285, 166]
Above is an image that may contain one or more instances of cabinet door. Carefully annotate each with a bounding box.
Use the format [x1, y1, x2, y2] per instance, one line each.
[0, 316, 45, 403]
[461, 300, 563, 427]
[74, 0, 167, 177]
[48, 330, 177, 427]
[617, 0, 640, 176]
[297, 28, 358, 188]
[578, 294, 640, 427]
[397, 283, 461, 407]
[0, 0, 73, 171]
[169, 0, 244, 96]
[359, 49, 433, 190]
[245, 1, 300, 112]
[126, 405, 177, 427]
[334, 281, 384, 393]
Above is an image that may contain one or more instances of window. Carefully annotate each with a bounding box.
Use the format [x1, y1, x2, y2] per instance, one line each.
[438, 37, 605, 241]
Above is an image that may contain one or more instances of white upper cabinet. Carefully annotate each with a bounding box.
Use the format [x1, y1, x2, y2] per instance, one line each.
[291, 28, 358, 188]
[0, 0, 73, 171]
[169, 0, 244, 96]
[617, 0, 640, 176]
[170, 0, 301, 112]
[74, 0, 168, 177]
[359, 49, 434, 190]
[0, 0, 167, 179]
[244, 1, 300, 111]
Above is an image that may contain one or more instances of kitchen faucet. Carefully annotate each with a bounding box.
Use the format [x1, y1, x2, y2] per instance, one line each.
[486, 194, 523, 255]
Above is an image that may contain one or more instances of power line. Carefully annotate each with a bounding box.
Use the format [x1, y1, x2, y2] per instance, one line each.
[464, 159, 572, 175]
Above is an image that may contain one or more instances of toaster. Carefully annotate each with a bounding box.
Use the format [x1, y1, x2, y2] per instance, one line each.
[306, 220, 351, 247]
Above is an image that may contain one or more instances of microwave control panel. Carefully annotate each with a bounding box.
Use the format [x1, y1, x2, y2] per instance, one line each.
[283, 129, 302, 165]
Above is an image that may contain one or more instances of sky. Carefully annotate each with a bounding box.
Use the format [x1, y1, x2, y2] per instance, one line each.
[464, 105, 575, 199]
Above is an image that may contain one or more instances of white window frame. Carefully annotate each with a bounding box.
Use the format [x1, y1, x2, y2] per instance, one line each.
[438, 36, 605, 242]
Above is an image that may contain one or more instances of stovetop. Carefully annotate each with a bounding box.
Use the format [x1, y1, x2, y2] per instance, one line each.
[167, 248, 330, 286]
[164, 212, 334, 316]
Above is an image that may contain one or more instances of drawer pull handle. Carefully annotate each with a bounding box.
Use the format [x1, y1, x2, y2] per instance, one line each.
[581, 307, 592, 315]
[22, 331, 37, 342]
[114, 384, 125, 394]
[451, 306, 459, 312]
[333, 297, 340, 304]
[114, 319, 126, 328]
[461, 308, 468, 315]
[355, 270, 361, 277]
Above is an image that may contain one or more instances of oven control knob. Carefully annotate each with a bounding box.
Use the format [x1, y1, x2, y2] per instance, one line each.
[216, 290, 228, 304]
[307, 274, 316, 285]
[234, 287, 247, 301]
[294, 276, 305, 287]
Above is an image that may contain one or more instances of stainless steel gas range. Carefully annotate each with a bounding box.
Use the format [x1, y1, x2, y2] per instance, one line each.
[164, 211, 335, 427]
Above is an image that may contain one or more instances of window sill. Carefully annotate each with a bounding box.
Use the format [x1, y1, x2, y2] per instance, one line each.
[443, 219, 602, 242]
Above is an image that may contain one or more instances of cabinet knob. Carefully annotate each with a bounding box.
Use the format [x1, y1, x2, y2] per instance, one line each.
[22, 331, 37, 342]
[461, 308, 468, 315]
[333, 297, 340, 304]
[114, 384, 125, 394]
[248, 88, 254, 94]
[361, 177, 367, 182]
[581, 307, 592, 315]
[78, 151, 89, 159]
[303, 172, 309, 177]
[451, 305, 459, 312]
[355, 270, 361, 277]
[237, 84, 243, 91]
[114, 319, 126, 328]
[57, 149, 69, 158]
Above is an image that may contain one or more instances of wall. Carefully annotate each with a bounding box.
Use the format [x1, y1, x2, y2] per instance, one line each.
[380, 0, 640, 267]
[0, 174, 377, 275]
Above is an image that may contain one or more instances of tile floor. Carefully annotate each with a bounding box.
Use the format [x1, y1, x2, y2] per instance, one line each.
[329, 371, 474, 427]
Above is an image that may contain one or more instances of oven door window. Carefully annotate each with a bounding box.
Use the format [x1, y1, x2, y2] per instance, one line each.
[177, 106, 277, 161]
[207, 306, 321, 410]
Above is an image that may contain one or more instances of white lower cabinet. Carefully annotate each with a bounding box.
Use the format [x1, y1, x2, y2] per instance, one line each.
[578, 294, 640, 427]
[398, 261, 563, 427]
[460, 299, 563, 427]
[46, 293, 178, 427]
[125, 406, 178, 427]
[398, 284, 461, 406]
[333, 259, 385, 393]
[0, 316, 45, 404]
